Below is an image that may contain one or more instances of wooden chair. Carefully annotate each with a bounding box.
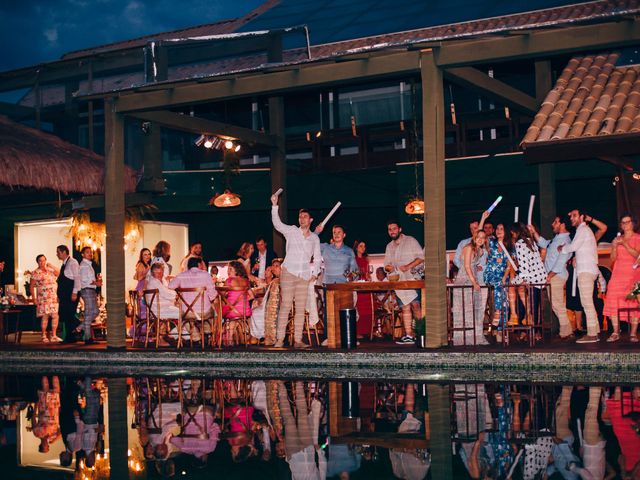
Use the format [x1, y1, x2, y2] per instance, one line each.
[175, 287, 215, 349]
[216, 285, 251, 347]
[129, 290, 147, 346]
[177, 378, 216, 439]
[142, 289, 179, 348]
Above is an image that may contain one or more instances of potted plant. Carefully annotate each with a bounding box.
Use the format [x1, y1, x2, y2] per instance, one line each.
[414, 317, 426, 348]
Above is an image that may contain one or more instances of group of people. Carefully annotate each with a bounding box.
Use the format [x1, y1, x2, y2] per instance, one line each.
[454, 382, 640, 480]
[28, 245, 102, 345]
[451, 208, 640, 346]
[132, 376, 429, 479]
[126, 195, 426, 349]
[25, 375, 105, 471]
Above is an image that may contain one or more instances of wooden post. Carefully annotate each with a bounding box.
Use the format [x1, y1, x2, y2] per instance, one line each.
[421, 50, 448, 348]
[87, 62, 94, 152]
[427, 384, 453, 478]
[269, 95, 287, 256]
[104, 99, 126, 349]
[536, 60, 556, 238]
[107, 377, 129, 479]
[140, 121, 165, 192]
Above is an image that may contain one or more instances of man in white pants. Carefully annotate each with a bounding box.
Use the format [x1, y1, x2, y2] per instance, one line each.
[270, 194, 322, 348]
[559, 210, 600, 344]
[529, 216, 572, 339]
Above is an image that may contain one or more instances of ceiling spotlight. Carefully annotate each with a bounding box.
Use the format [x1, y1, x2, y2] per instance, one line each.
[225, 140, 234, 150]
[234, 144, 241, 152]
[204, 137, 214, 149]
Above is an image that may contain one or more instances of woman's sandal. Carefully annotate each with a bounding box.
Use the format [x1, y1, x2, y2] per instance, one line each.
[606, 332, 620, 343]
[630, 334, 639, 343]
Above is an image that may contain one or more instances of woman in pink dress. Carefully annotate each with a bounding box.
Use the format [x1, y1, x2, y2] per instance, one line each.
[29, 255, 62, 343]
[353, 240, 374, 338]
[222, 261, 253, 345]
[604, 214, 640, 342]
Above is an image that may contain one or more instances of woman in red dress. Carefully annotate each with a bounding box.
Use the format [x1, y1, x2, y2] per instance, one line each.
[353, 240, 374, 338]
[604, 214, 640, 342]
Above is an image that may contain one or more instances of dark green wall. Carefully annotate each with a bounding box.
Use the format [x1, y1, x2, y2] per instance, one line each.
[0, 155, 626, 281]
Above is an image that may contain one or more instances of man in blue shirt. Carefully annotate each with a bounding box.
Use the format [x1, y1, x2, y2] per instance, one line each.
[319, 225, 358, 284]
[528, 215, 572, 339]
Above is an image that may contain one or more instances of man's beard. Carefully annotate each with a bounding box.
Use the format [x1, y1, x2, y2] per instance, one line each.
[389, 233, 400, 241]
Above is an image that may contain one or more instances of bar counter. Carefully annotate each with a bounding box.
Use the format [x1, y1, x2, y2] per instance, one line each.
[324, 280, 426, 348]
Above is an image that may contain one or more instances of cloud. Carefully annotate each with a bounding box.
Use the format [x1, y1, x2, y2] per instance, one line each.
[124, 0, 145, 27]
[43, 27, 58, 45]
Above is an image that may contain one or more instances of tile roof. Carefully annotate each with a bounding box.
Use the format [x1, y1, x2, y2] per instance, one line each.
[521, 52, 640, 144]
[18, 0, 640, 107]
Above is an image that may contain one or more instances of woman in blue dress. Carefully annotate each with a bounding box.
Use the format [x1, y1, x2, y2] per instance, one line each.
[484, 223, 510, 334]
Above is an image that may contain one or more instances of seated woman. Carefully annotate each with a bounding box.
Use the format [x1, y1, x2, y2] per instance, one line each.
[222, 261, 253, 346]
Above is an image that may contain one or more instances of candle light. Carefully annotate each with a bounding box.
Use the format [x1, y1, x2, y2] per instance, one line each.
[319, 201, 342, 229]
[527, 195, 536, 225]
[514, 206, 519, 223]
[487, 195, 503, 214]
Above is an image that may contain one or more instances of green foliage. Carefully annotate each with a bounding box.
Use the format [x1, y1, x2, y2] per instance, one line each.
[414, 316, 426, 336]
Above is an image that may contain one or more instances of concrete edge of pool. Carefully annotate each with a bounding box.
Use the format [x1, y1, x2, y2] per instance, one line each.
[0, 349, 638, 382]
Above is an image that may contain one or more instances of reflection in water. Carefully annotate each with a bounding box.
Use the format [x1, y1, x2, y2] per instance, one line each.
[0, 375, 638, 479]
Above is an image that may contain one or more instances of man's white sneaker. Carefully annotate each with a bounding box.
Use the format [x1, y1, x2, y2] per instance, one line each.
[395, 336, 415, 345]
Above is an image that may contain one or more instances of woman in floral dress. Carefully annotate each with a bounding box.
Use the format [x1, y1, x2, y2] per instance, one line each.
[29, 254, 61, 343]
[484, 224, 511, 333]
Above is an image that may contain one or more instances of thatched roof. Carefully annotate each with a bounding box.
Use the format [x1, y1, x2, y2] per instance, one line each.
[0, 115, 138, 194]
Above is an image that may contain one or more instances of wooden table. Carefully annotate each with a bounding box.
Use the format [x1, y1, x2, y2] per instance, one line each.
[324, 280, 426, 348]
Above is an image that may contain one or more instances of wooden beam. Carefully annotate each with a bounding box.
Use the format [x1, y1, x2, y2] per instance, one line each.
[599, 156, 635, 172]
[269, 95, 287, 256]
[535, 60, 556, 238]
[71, 193, 154, 210]
[421, 50, 448, 348]
[523, 133, 640, 164]
[128, 110, 278, 147]
[444, 66, 538, 115]
[0, 50, 145, 92]
[114, 50, 422, 113]
[435, 18, 640, 66]
[104, 98, 126, 349]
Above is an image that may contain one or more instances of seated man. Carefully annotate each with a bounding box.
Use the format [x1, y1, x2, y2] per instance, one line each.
[146, 263, 179, 318]
[169, 256, 217, 320]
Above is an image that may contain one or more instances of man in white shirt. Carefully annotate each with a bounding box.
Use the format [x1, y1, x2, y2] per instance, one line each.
[169, 256, 217, 320]
[179, 242, 203, 273]
[384, 220, 424, 345]
[78, 247, 102, 345]
[559, 209, 600, 344]
[56, 245, 82, 343]
[271, 195, 322, 349]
